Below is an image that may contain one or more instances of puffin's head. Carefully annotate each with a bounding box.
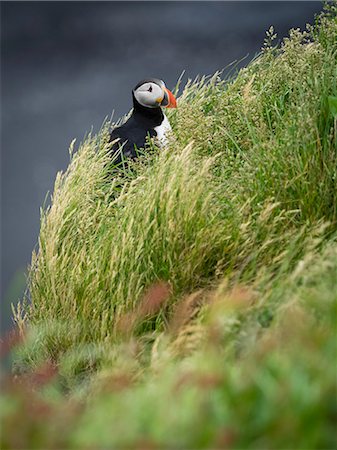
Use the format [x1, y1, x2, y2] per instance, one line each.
[133, 78, 177, 109]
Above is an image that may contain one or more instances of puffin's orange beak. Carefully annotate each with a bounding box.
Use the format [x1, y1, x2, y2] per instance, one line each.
[164, 87, 177, 108]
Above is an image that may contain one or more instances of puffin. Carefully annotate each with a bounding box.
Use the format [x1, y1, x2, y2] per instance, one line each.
[109, 78, 177, 164]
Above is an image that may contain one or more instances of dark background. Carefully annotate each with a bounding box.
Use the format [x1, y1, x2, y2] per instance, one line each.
[1, 1, 322, 333]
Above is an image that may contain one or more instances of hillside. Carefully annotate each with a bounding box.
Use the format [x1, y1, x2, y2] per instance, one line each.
[2, 5, 337, 449]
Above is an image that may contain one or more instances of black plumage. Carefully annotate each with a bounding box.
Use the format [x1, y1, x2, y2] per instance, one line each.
[109, 79, 166, 165]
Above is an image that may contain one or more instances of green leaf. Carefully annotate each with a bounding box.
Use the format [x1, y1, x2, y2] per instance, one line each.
[328, 96, 337, 117]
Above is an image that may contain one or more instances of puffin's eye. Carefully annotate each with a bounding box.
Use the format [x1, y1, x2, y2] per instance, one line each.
[148, 86, 152, 92]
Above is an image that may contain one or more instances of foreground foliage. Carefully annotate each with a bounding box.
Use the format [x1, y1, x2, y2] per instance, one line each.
[2, 6, 337, 449]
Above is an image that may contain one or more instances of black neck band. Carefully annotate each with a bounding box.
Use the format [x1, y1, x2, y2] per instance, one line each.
[132, 93, 164, 125]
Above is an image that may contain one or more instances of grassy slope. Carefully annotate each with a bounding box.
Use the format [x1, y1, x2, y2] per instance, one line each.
[2, 6, 337, 449]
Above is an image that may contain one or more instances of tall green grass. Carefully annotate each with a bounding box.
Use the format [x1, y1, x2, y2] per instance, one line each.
[17, 5, 336, 350]
[3, 5, 336, 449]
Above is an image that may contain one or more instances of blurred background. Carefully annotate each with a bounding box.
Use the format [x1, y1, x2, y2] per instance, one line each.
[1, 1, 322, 333]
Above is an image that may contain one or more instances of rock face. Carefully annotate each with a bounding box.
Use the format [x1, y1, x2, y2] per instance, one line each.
[1, 2, 322, 331]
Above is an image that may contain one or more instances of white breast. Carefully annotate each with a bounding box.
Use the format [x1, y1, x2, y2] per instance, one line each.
[154, 114, 171, 147]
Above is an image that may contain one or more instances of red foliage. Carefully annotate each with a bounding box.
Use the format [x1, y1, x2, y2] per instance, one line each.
[0, 328, 25, 357]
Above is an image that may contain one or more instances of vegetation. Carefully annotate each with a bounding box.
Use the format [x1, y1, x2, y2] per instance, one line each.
[2, 5, 337, 449]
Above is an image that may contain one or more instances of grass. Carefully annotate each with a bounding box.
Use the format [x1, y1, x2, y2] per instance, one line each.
[2, 4, 337, 449]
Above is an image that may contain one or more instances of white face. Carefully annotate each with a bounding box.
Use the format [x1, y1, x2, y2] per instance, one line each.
[133, 81, 166, 108]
